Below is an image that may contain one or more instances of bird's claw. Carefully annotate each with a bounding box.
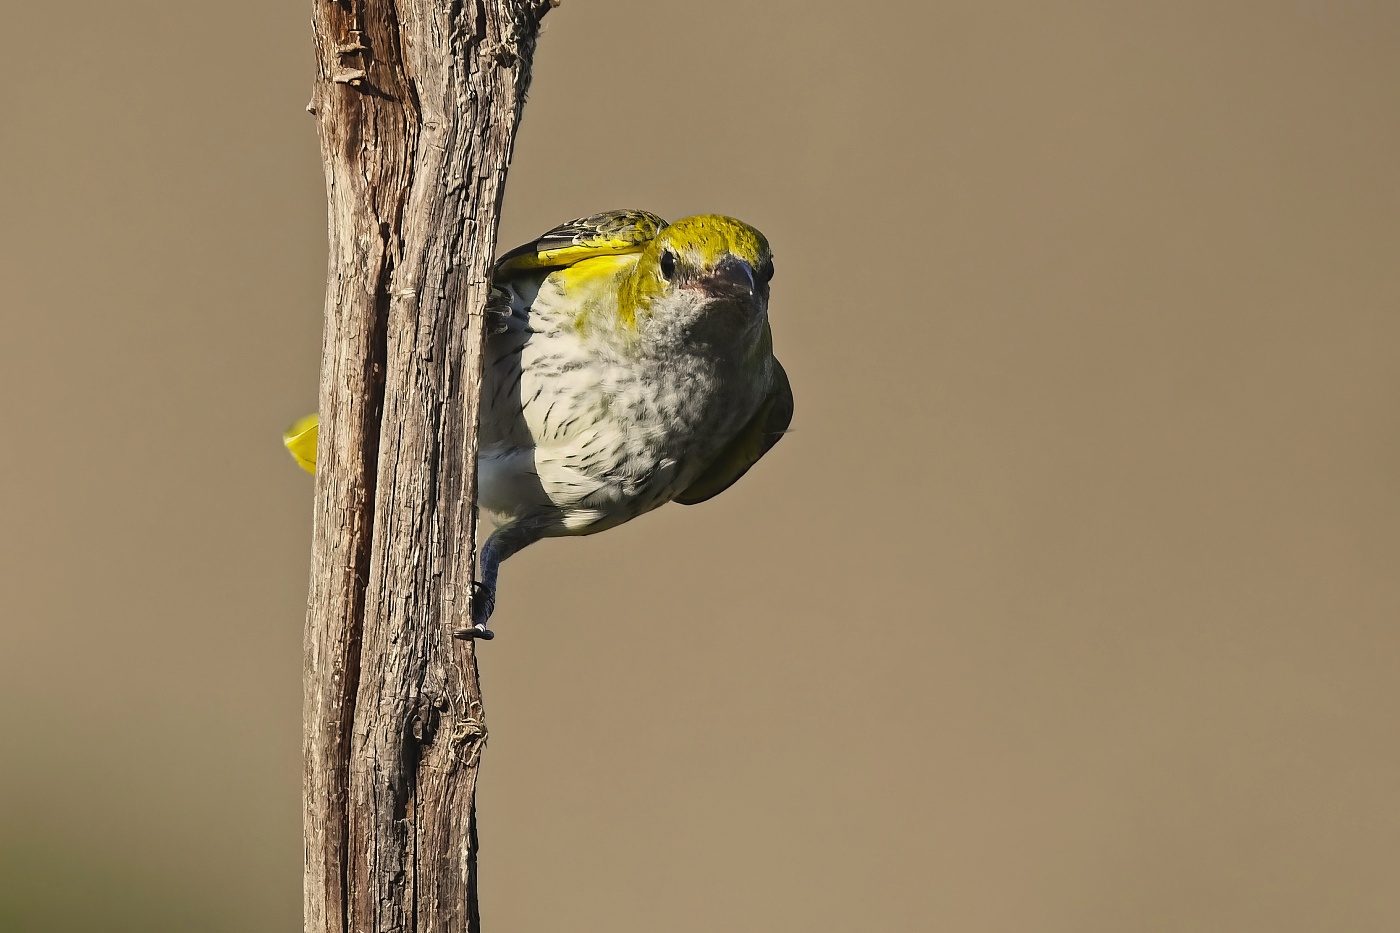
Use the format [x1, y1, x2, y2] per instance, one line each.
[451, 580, 496, 641]
[485, 287, 513, 335]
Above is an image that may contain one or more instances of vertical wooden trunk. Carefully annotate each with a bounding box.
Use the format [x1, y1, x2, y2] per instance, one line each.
[303, 2, 552, 931]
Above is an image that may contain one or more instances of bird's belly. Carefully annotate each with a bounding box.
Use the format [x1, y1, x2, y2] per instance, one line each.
[479, 427, 691, 536]
[478, 306, 766, 535]
[479, 379, 751, 536]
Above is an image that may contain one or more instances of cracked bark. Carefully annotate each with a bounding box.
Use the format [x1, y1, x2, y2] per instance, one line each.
[303, 2, 554, 931]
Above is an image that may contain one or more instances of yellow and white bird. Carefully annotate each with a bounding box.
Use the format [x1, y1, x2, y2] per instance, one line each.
[286, 210, 793, 638]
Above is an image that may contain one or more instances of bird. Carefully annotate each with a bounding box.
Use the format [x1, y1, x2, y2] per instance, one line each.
[285, 210, 793, 639]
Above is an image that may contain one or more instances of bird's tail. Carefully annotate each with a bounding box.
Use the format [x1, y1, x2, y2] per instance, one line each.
[283, 413, 319, 473]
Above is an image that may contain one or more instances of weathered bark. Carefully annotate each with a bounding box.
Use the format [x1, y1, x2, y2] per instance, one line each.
[303, 2, 553, 931]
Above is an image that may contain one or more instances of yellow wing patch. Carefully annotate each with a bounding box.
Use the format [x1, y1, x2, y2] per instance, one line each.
[494, 209, 667, 279]
[283, 413, 319, 474]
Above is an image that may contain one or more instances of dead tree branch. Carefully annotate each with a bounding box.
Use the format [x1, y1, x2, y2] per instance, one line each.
[302, 2, 554, 930]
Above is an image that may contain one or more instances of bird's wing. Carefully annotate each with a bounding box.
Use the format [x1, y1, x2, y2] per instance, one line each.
[494, 209, 667, 279]
[674, 356, 793, 506]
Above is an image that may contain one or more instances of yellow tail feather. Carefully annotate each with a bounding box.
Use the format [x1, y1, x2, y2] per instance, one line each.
[282, 413, 319, 474]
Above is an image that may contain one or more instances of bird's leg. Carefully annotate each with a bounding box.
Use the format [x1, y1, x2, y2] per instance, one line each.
[453, 516, 550, 641]
[457, 538, 502, 641]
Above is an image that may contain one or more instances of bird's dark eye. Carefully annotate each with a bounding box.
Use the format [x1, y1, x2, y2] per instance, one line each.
[659, 249, 677, 280]
[757, 258, 774, 283]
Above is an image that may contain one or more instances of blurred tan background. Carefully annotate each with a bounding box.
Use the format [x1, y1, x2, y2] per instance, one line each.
[3, 1, 1398, 930]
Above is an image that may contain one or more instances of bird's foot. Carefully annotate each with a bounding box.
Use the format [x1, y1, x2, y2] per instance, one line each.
[452, 581, 496, 641]
[485, 287, 513, 335]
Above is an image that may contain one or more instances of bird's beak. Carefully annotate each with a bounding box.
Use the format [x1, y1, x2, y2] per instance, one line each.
[695, 256, 757, 299]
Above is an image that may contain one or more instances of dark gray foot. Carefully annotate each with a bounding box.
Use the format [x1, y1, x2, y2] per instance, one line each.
[451, 580, 496, 641]
[486, 287, 513, 335]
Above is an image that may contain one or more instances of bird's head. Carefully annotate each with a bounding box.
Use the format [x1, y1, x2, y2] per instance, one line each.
[620, 215, 774, 348]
